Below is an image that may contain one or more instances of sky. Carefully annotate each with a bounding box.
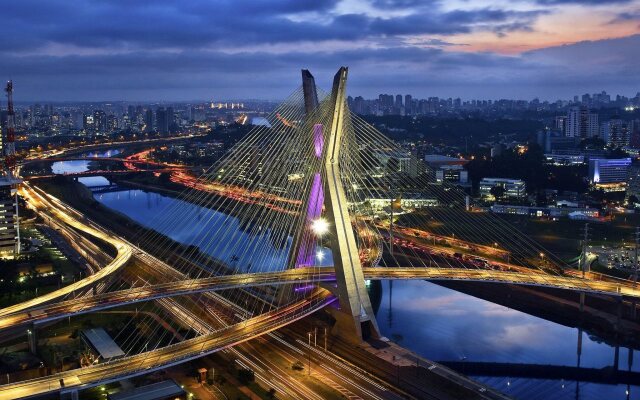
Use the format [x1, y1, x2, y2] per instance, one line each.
[1, 0, 639, 102]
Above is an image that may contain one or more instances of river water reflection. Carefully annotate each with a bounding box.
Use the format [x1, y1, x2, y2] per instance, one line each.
[85, 182, 332, 272]
[376, 280, 639, 400]
[51, 149, 122, 174]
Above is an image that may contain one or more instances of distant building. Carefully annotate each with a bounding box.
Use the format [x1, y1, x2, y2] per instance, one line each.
[435, 165, 469, 186]
[144, 108, 153, 132]
[588, 158, 631, 191]
[93, 110, 107, 133]
[364, 196, 438, 213]
[404, 94, 412, 115]
[566, 106, 598, 139]
[627, 164, 640, 200]
[395, 94, 403, 111]
[375, 151, 416, 176]
[601, 119, 631, 148]
[554, 115, 567, 135]
[479, 178, 527, 199]
[424, 154, 467, 168]
[156, 107, 169, 134]
[490, 204, 599, 219]
[544, 153, 585, 166]
[0, 177, 20, 258]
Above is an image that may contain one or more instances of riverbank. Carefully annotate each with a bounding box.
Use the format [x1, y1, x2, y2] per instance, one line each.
[437, 280, 640, 349]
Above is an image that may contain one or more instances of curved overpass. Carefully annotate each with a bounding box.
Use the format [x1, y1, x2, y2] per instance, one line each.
[0, 290, 335, 400]
[0, 268, 335, 328]
[2, 266, 639, 331]
[0, 183, 133, 318]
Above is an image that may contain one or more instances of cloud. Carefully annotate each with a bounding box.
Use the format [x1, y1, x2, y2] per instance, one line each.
[0, 1, 549, 55]
[2, 34, 638, 101]
[608, 9, 640, 23]
[534, 0, 633, 4]
[0, 1, 637, 101]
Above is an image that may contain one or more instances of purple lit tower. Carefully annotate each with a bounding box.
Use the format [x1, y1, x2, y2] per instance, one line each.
[295, 124, 325, 267]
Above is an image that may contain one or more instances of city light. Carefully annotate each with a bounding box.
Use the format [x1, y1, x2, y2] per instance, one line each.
[311, 218, 329, 236]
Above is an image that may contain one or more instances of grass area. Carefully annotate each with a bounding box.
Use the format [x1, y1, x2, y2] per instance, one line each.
[0, 226, 86, 308]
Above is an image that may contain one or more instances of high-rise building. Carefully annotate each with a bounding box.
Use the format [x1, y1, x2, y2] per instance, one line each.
[404, 94, 412, 115]
[601, 119, 631, 148]
[0, 178, 19, 256]
[83, 114, 94, 131]
[566, 106, 598, 138]
[71, 111, 84, 130]
[93, 110, 107, 133]
[144, 109, 153, 132]
[156, 107, 169, 134]
[554, 116, 567, 134]
[127, 105, 135, 121]
[0, 112, 20, 257]
[353, 96, 365, 115]
[107, 114, 118, 132]
[395, 94, 403, 110]
[166, 107, 175, 132]
[588, 158, 631, 191]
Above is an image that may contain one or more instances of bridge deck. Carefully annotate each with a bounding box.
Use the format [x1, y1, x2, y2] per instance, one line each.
[1, 267, 637, 330]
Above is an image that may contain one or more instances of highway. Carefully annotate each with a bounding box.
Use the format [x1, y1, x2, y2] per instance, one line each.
[0, 268, 335, 328]
[4, 265, 640, 331]
[0, 183, 132, 318]
[0, 290, 335, 399]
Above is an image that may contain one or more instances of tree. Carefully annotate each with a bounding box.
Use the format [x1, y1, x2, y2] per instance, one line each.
[158, 172, 172, 184]
[490, 185, 506, 199]
[237, 368, 255, 385]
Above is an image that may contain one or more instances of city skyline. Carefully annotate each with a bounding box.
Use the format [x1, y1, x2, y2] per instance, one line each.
[1, 0, 639, 101]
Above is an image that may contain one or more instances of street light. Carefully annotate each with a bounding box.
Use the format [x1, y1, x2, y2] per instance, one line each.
[307, 332, 312, 375]
[311, 218, 329, 236]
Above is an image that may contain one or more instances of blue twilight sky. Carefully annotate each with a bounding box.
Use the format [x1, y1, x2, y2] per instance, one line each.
[1, 0, 639, 102]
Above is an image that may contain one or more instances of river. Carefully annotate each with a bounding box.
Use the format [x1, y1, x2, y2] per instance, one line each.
[71, 172, 639, 400]
[50, 149, 123, 174]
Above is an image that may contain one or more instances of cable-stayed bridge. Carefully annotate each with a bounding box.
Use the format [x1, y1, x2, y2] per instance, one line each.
[0, 67, 636, 399]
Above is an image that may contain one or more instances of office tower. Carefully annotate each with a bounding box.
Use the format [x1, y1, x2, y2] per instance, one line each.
[144, 108, 153, 132]
[156, 107, 169, 134]
[601, 119, 631, 148]
[0, 178, 18, 256]
[589, 158, 631, 191]
[566, 106, 598, 138]
[166, 107, 175, 132]
[107, 114, 118, 132]
[404, 94, 412, 115]
[554, 116, 567, 134]
[127, 105, 135, 121]
[93, 110, 107, 133]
